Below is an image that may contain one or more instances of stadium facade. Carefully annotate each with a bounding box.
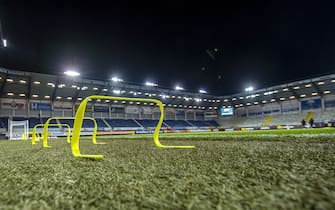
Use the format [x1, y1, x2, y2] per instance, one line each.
[0, 67, 334, 135]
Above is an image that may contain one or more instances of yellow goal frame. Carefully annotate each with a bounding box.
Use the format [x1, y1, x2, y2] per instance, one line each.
[32, 123, 71, 144]
[42, 117, 102, 148]
[71, 95, 195, 159]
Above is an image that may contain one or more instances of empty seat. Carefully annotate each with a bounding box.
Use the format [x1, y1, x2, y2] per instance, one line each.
[105, 119, 140, 128]
[164, 120, 192, 129]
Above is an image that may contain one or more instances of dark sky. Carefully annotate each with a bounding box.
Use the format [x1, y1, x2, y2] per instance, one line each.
[0, 0, 335, 95]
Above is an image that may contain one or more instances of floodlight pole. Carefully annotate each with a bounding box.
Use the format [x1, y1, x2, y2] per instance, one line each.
[0, 17, 6, 47]
[0, 17, 3, 40]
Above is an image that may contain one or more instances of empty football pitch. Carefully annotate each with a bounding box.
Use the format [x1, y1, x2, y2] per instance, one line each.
[0, 129, 335, 209]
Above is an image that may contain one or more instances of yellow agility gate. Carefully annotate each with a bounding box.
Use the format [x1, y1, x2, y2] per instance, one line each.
[71, 95, 195, 159]
[32, 123, 71, 144]
[41, 117, 103, 148]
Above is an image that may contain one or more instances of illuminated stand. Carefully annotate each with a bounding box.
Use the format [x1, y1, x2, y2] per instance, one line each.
[71, 95, 195, 159]
[42, 117, 103, 148]
[32, 124, 71, 144]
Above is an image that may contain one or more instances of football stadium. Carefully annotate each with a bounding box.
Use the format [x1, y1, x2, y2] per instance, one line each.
[1, 1, 335, 210]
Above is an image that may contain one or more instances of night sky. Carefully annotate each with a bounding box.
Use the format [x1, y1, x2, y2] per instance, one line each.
[0, 1, 335, 95]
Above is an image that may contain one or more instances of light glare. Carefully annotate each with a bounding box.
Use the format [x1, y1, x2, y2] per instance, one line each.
[245, 86, 254, 92]
[2, 39, 7, 47]
[175, 85, 184, 91]
[145, 81, 158, 87]
[111, 77, 123, 82]
[64, 70, 80, 77]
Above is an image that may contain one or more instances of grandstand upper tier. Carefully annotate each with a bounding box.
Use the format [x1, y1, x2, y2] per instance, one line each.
[0, 67, 335, 131]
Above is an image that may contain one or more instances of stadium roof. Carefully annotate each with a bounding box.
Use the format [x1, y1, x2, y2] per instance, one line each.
[0, 67, 221, 110]
[221, 73, 335, 108]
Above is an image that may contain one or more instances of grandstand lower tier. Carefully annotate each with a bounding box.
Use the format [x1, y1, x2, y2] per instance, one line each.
[1, 109, 335, 139]
[0, 117, 219, 131]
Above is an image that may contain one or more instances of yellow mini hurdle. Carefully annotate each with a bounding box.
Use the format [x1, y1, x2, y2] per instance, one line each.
[32, 123, 71, 144]
[71, 95, 195, 159]
[42, 117, 103, 148]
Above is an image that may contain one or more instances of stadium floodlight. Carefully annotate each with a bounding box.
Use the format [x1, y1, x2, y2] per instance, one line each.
[113, 90, 121, 94]
[111, 77, 123, 82]
[175, 85, 184, 91]
[58, 84, 66, 88]
[145, 81, 158, 87]
[199, 89, 207, 94]
[2, 39, 7, 47]
[161, 94, 169, 99]
[64, 70, 80, 77]
[47, 82, 55, 87]
[245, 86, 254, 92]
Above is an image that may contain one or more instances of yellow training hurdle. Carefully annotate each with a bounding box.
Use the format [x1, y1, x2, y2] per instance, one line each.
[71, 95, 195, 159]
[42, 117, 102, 148]
[32, 124, 71, 144]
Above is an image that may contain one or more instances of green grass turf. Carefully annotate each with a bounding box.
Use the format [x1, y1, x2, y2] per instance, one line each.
[95, 127, 335, 141]
[0, 130, 335, 209]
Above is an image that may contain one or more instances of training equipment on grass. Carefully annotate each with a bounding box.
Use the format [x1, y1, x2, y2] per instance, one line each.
[32, 124, 71, 144]
[42, 117, 103, 148]
[71, 95, 195, 159]
[8, 119, 29, 140]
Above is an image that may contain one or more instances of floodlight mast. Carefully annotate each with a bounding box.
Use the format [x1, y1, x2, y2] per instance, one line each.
[0, 17, 7, 48]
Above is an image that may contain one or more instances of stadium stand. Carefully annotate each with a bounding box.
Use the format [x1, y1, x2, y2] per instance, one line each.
[0, 67, 335, 136]
[96, 119, 109, 129]
[82, 119, 95, 128]
[136, 119, 161, 128]
[58, 119, 74, 127]
[104, 119, 142, 130]
[28, 118, 42, 128]
[187, 120, 219, 127]
[164, 120, 193, 129]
